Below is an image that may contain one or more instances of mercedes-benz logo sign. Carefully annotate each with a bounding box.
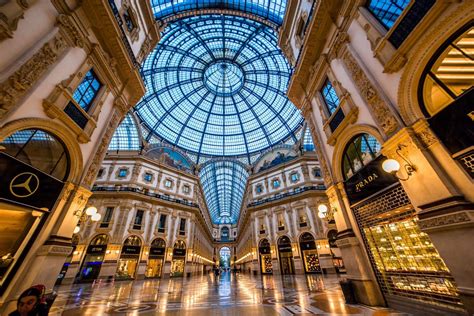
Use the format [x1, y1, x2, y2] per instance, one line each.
[9, 172, 40, 198]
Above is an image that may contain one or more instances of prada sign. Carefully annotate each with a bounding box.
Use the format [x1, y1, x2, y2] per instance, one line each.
[0, 153, 64, 210]
[344, 155, 397, 204]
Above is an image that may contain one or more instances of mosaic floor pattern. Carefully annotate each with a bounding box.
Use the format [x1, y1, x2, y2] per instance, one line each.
[51, 272, 408, 315]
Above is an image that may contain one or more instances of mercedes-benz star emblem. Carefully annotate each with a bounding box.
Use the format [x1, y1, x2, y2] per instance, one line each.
[9, 172, 40, 198]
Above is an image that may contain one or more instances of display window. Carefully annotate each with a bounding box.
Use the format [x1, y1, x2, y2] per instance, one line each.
[171, 259, 185, 277]
[145, 258, 163, 278]
[277, 236, 294, 275]
[299, 232, 321, 273]
[258, 238, 272, 274]
[116, 258, 138, 279]
[80, 254, 105, 280]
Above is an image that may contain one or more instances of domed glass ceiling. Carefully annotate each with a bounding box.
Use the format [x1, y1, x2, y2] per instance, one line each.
[150, 0, 287, 25]
[135, 15, 303, 159]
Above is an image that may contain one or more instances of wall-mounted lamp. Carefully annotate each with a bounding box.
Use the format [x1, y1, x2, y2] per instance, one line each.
[317, 204, 337, 222]
[382, 145, 416, 181]
[73, 206, 101, 234]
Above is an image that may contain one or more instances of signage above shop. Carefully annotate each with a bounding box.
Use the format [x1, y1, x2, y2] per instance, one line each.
[258, 246, 270, 254]
[87, 245, 107, 254]
[173, 248, 186, 257]
[278, 244, 292, 252]
[122, 246, 141, 255]
[344, 155, 397, 204]
[0, 152, 64, 211]
[150, 247, 165, 256]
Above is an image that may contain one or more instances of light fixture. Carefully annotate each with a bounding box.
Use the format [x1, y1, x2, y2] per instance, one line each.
[91, 213, 101, 222]
[85, 206, 98, 216]
[73, 226, 81, 234]
[318, 203, 337, 222]
[382, 144, 416, 181]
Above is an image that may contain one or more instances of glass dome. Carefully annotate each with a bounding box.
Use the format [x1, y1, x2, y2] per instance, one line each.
[136, 15, 303, 160]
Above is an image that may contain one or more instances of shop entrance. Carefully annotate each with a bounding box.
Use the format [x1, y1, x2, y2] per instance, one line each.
[299, 232, 321, 273]
[116, 236, 141, 280]
[258, 238, 272, 274]
[80, 234, 108, 282]
[146, 238, 166, 278]
[277, 236, 294, 275]
[171, 240, 186, 277]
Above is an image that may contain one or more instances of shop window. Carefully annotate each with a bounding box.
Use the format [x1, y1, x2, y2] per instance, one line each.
[100, 207, 114, 228]
[290, 172, 300, 183]
[158, 214, 167, 233]
[342, 134, 381, 180]
[133, 210, 144, 230]
[118, 168, 128, 178]
[255, 184, 263, 194]
[144, 172, 153, 182]
[321, 78, 341, 115]
[258, 238, 272, 274]
[1, 129, 70, 181]
[366, 0, 410, 30]
[312, 167, 321, 178]
[179, 218, 186, 235]
[72, 69, 102, 112]
[272, 179, 280, 189]
[123, 8, 136, 32]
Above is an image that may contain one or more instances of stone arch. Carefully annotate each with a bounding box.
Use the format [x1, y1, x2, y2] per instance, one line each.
[397, 2, 474, 125]
[0, 118, 84, 183]
[331, 124, 384, 183]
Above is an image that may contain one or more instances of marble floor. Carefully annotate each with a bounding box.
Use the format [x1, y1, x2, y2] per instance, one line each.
[50, 272, 407, 315]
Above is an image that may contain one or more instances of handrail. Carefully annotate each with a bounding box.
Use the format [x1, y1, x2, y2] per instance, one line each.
[248, 185, 325, 207]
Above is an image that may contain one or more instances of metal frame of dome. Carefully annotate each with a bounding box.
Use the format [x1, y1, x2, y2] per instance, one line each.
[135, 14, 303, 163]
[109, 112, 142, 151]
[150, 0, 287, 26]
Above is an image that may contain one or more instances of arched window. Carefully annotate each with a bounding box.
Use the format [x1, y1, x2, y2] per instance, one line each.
[420, 25, 474, 117]
[124, 235, 141, 246]
[259, 238, 270, 248]
[90, 234, 109, 246]
[151, 238, 166, 248]
[1, 129, 70, 180]
[278, 236, 291, 245]
[221, 227, 230, 241]
[299, 232, 315, 243]
[174, 240, 186, 249]
[342, 134, 381, 180]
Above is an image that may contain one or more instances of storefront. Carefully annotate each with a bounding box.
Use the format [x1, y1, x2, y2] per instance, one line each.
[299, 232, 321, 273]
[277, 236, 294, 275]
[116, 236, 142, 280]
[56, 235, 79, 285]
[342, 136, 462, 310]
[258, 238, 272, 274]
[0, 129, 68, 294]
[146, 238, 166, 278]
[79, 234, 108, 282]
[171, 240, 186, 277]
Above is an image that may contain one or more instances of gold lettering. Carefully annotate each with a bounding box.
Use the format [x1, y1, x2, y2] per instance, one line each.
[354, 173, 379, 192]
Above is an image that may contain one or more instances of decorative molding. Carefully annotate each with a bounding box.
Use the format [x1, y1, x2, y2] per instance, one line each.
[0, 32, 67, 119]
[0, 0, 36, 41]
[418, 212, 472, 230]
[341, 50, 399, 136]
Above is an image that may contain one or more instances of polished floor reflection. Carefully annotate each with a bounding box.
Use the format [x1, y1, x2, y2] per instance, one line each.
[51, 272, 406, 315]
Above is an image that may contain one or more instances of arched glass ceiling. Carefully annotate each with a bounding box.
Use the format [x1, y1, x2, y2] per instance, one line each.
[109, 113, 141, 151]
[199, 160, 248, 224]
[150, 0, 287, 25]
[303, 126, 315, 152]
[135, 15, 303, 160]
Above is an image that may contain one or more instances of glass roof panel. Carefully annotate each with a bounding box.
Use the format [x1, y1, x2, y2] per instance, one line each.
[136, 15, 303, 160]
[199, 160, 249, 224]
[150, 0, 287, 25]
[109, 113, 141, 151]
[303, 126, 315, 152]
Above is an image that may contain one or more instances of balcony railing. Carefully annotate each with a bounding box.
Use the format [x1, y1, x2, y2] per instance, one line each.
[248, 185, 326, 207]
[92, 186, 198, 208]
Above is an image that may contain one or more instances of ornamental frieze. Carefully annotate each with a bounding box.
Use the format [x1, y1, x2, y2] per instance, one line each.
[341, 50, 399, 136]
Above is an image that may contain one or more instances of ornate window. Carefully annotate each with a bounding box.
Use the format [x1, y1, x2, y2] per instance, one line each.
[182, 184, 190, 194]
[321, 78, 341, 115]
[366, 0, 410, 30]
[272, 178, 281, 189]
[255, 184, 263, 194]
[290, 172, 300, 183]
[118, 168, 128, 178]
[158, 214, 167, 233]
[179, 218, 186, 235]
[164, 179, 173, 188]
[133, 210, 144, 230]
[72, 69, 102, 112]
[124, 235, 141, 246]
[97, 168, 105, 178]
[144, 172, 153, 182]
[342, 134, 381, 180]
[312, 167, 321, 178]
